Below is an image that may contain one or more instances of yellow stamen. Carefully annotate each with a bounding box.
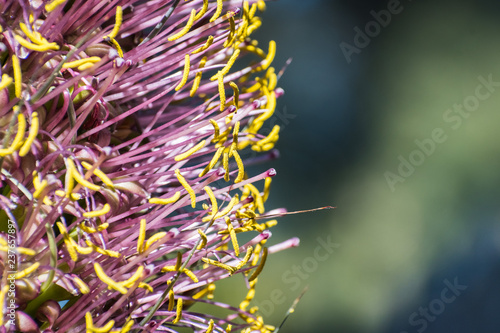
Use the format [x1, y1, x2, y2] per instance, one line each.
[232, 150, 244, 183]
[137, 218, 146, 253]
[168, 290, 175, 311]
[192, 34, 214, 54]
[83, 203, 111, 218]
[91, 319, 115, 333]
[168, 9, 196, 41]
[249, 247, 267, 281]
[201, 258, 236, 274]
[149, 191, 181, 205]
[175, 140, 206, 161]
[33, 179, 48, 198]
[263, 177, 272, 202]
[62, 57, 101, 69]
[0, 286, 8, 326]
[11, 112, 27, 150]
[205, 319, 214, 333]
[255, 40, 276, 71]
[13, 262, 40, 279]
[209, 0, 223, 22]
[197, 229, 207, 250]
[15, 35, 59, 52]
[229, 82, 239, 108]
[74, 243, 93, 255]
[172, 297, 183, 324]
[45, 0, 67, 12]
[73, 276, 90, 294]
[190, 56, 207, 96]
[81, 161, 115, 189]
[217, 71, 226, 111]
[107, 6, 123, 39]
[268, 71, 277, 91]
[209, 119, 220, 142]
[67, 158, 101, 191]
[144, 232, 167, 251]
[120, 320, 134, 333]
[175, 169, 196, 208]
[175, 251, 182, 270]
[199, 146, 224, 177]
[85, 312, 93, 330]
[256, 125, 280, 146]
[210, 49, 241, 81]
[248, 3, 258, 20]
[19, 23, 46, 45]
[94, 262, 128, 294]
[0, 74, 13, 91]
[225, 217, 239, 256]
[225, 324, 233, 332]
[195, 0, 209, 21]
[175, 54, 191, 91]
[86, 240, 121, 257]
[119, 266, 144, 288]
[77, 62, 96, 71]
[204, 186, 218, 217]
[224, 16, 236, 48]
[235, 246, 253, 270]
[257, 0, 266, 11]
[12, 55, 22, 98]
[109, 37, 124, 58]
[19, 112, 39, 156]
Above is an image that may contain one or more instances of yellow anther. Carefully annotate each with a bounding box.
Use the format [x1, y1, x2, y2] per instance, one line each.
[19, 112, 39, 157]
[222, 150, 229, 181]
[15, 35, 59, 52]
[217, 194, 239, 219]
[257, 0, 266, 11]
[86, 240, 121, 257]
[144, 232, 167, 251]
[55, 189, 80, 200]
[119, 266, 144, 288]
[67, 158, 101, 191]
[19, 23, 46, 45]
[256, 125, 280, 146]
[172, 297, 183, 324]
[17, 247, 37, 256]
[199, 146, 224, 177]
[210, 49, 240, 81]
[175, 169, 196, 208]
[209, 119, 220, 141]
[107, 6, 123, 39]
[137, 218, 146, 253]
[209, 0, 223, 22]
[109, 37, 124, 58]
[62, 56, 101, 69]
[204, 186, 218, 216]
[0, 286, 8, 326]
[225, 217, 239, 256]
[81, 161, 115, 189]
[232, 150, 244, 183]
[91, 319, 115, 333]
[197, 229, 207, 250]
[217, 72, 226, 111]
[169, 9, 196, 41]
[11, 112, 27, 150]
[235, 246, 253, 270]
[245, 184, 264, 214]
[120, 319, 135, 333]
[0, 74, 13, 90]
[33, 179, 48, 198]
[73, 276, 90, 294]
[248, 3, 257, 20]
[168, 289, 175, 311]
[256, 40, 276, 71]
[194, 0, 209, 21]
[149, 191, 181, 205]
[190, 56, 207, 96]
[12, 55, 22, 98]
[225, 324, 232, 332]
[201, 258, 237, 274]
[83, 203, 110, 218]
[229, 82, 239, 108]
[85, 312, 93, 330]
[175, 140, 206, 161]
[242, 80, 262, 93]
[232, 121, 240, 147]
[224, 16, 236, 48]
[205, 319, 215, 333]
[175, 54, 191, 91]
[263, 177, 272, 202]
[77, 62, 96, 71]
[175, 251, 182, 270]
[12, 262, 40, 279]
[45, 0, 66, 12]
[249, 247, 267, 281]
[94, 262, 128, 294]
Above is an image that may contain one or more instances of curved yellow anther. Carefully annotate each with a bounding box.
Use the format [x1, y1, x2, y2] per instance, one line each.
[15, 35, 59, 52]
[263, 177, 272, 202]
[45, 0, 67, 12]
[91, 319, 115, 333]
[86, 240, 121, 257]
[172, 297, 183, 324]
[222, 150, 229, 182]
[19, 112, 39, 157]
[205, 319, 215, 333]
[120, 319, 135, 333]
[218, 72, 226, 111]
[62, 56, 101, 69]
[74, 243, 93, 255]
[149, 191, 181, 205]
[197, 229, 207, 250]
[12, 55, 22, 98]
[0, 74, 13, 90]
[19, 23, 46, 45]
[209, 0, 223, 22]
[175, 169, 196, 208]
[11, 112, 27, 150]
[210, 49, 240, 81]
[225, 324, 232, 332]
[83, 203, 111, 218]
[232, 150, 244, 183]
[144, 232, 167, 251]
[109, 37, 124, 58]
[33, 179, 48, 198]
[256, 125, 280, 146]
[107, 6, 123, 39]
[204, 186, 218, 216]
[249, 247, 267, 281]
[73, 276, 90, 294]
[224, 16, 236, 48]
[77, 62, 96, 71]
[199, 146, 224, 177]
[169, 9, 196, 41]
[13, 262, 40, 279]
[137, 218, 146, 253]
[190, 56, 207, 96]
[235, 246, 253, 270]
[175, 140, 206, 161]
[175, 54, 191, 91]
[257, 0, 266, 11]
[0, 286, 8, 326]
[225, 217, 239, 256]
[120, 266, 144, 288]
[81, 161, 114, 189]
[202, 258, 237, 274]
[168, 289, 175, 311]
[94, 262, 128, 294]
[229, 82, 239, 108]
[15, 247, 37, 256]
[195, 0, 209, 21]
[209, 119, 220, 142]
[67, 158, 101, 191]
[255, 40, 276, 71]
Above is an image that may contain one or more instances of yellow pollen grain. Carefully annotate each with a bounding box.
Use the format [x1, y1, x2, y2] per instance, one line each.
[67, 158, 101, 191]
[19, 112, 39, 156]
[175, 54, 191, 91]
[209, 0, 223, 22]
[0, 74, 13, 90]
[195, 0, 209, 21]
[144, 232, 167, 251]
[172, 297, 183, 324]
[175, 169, 196, 208]
[12, 55, 22, 98]
[137, 218, 146, 253]
[204, 186, 218, 216]
[62, 56, 101, 69]
[81, 161, 114, 189]
[73, 276, 90, 294]
[229, 82, 239, 108]
[201, 258, 236, 274]
[13, 262, 40, 279]
[232, 150, 244, 183]
[175, 140, 206, 161]
[107, 6, 123, 39]
[15, 35, 59, 52]
[94, 262, 128, 294]
[83, 203, 110, 218]
[169, 9, 196, 41]
[45, 0, 66, 12]
[210, 49, 240, 81]
[190, 56, 207, 96]
[197, 229, 207, 250]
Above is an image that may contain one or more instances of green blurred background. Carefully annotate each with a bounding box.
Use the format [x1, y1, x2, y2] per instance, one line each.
[222, 0, 500, 332]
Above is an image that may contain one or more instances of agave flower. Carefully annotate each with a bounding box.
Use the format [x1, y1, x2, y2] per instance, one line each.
[0, 0, 299, 332]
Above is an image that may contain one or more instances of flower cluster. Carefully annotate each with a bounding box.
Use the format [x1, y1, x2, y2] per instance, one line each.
[0, 0, 298, 332]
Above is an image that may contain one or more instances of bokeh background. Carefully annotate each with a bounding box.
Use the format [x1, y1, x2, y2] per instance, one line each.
[221, 0, 500, 332]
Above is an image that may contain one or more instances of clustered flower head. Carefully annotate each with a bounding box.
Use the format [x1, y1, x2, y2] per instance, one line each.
[0, 0, 299, 332]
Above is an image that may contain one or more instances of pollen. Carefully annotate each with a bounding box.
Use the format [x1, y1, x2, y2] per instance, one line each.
[94, 262, 128, 294]
[205, 319, 215, 333]
[149, 191, 181, 205]
[15, 35, 59, 52]
[137, 218, 146, 253]
[195, 0, 209, 21]
[209, 119, 220, 142]
[19, 112, 39, 157]
[144, 232, 167, 251]
[172, 297, 183, 324]
[13, 262, 40, 279]
[67, 158, 101, 191]
[175, 169, 196, 208]
[209, 0, 223, 22]
[45, 0, 67, 12]
[204, 186, 218, 217]
[217, 72, 226, 111]
[229, 81, 239, 108]
[197, 229, 208, 250]
[190, 56, 207, 96]
[0, 74, 12, 90]
[175, 54, 191, 91]
[73, 276, 90, 294]
[210, 49, 240, 81]
[225, 217, 239, 256]
[249, 247, 268, 281]
[107, 6, 123, 39]
[62, 57, 101, 69]
[169, 9, 196, 41]
[174, 139, 206, 161]
[232, 150, 245, 183]
[192, 35, 214, 54]
[81, 161, 115, 189]
[235, 246, 253, 270]
[12, 55, 22, 98]
[83, 203, 111, 218]
[201, 258, 237, 274]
